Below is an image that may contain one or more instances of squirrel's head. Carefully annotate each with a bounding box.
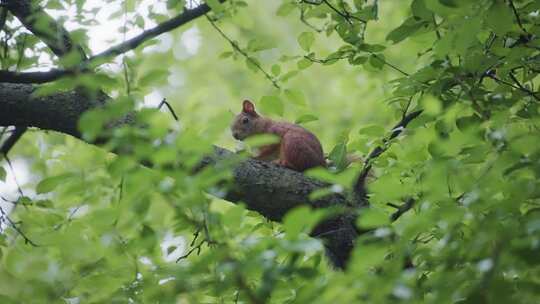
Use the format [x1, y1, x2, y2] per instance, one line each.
[231, 100, 262, 140]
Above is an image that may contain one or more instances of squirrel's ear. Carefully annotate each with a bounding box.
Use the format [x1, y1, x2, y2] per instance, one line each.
[242, 100, 258, 116]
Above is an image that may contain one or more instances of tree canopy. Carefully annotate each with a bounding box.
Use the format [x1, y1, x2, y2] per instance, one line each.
[0, 0, 539, 303]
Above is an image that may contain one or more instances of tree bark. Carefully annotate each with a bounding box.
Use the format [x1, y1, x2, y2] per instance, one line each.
[0, 82, 363, 269]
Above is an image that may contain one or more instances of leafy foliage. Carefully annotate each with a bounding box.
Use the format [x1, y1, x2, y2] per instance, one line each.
[1, 0, 540, 303]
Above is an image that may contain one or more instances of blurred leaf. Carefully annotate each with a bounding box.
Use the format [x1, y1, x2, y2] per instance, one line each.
[298, 32, 315, 52]
[357, 207, 390, 229]
[260, 95, 284, 116]
[386, 17, 427, 43]
[284, 89, 307, 106]
[36, 173, 74, 194]
[0, 167, 5, 182]
[295, 114, 318, 124]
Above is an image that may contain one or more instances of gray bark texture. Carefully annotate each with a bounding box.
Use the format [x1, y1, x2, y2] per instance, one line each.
[0, 82, 364, 269]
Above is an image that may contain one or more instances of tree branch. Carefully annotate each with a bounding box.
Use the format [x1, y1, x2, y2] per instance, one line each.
[0, 82, 359, 269]
[206, 15, 280, 89]
[0, 68, 73, 83]
[0, 126, 26, 156]
[0, 3, 218, 84]
[389, 197, 415, 222]
[1, 0, 90, 156]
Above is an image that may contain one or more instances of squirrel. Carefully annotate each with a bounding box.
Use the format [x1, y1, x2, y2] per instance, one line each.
[231, 100, 326, 172]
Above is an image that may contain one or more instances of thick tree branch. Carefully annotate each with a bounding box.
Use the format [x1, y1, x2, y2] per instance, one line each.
[0, 68, 71, 83]
[0, 3, 218, 83]
[1, 0, 89, 155]
[0, 82, 359, 268]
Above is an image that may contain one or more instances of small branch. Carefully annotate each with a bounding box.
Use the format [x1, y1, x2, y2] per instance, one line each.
[0, 6, 7, 32]
[431, 14, 441, 40]
[158, 98, 179, 121]
[300, 8, 323, 32]
[206, 15, 280, 89]
[0, 126, 26, 156]
[488, 73, 540, 101]
[3, 155, 24, 198]
[354, 110, 423, 199]
[0, 206, 38, 246]
[508, 72, 540, 101]
[389, 198, 415, 222]
[370, 53, 410, 77]
[93, 4, 215, 63]
[0, 3, 220, 84]
[175, 230, 217, 262]
[507, 0, 528, 34]
[302, 0, 366, 25]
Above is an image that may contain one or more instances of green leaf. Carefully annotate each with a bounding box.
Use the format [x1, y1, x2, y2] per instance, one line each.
[369, 54, 385, 69]
[328, 131, 350, 171]
[0, 167, 6, 182]
[219, 51, 233, 58]
[357, 208, 390, 229]
[421, 95, 442, 115]
[138, 69, 169, 87]
[295, 114, 319, 124]
[247, 38, 275, 52]
[78, 109, 106, 142]
[260, 95, 284, 116]
[297, 58, 313, 69]
[486, 1, 513, 36]
[244, 134, 280, 147]
[411, 0, 432, 20]
[386, 17, 427, 44]
[298, 32, 315, 52]
[271, 64, 281, 76]
[36, 173, 74, 194]
[206, 0, 224, 12]
[284, 89, 307, 106]
[245, 57, 261, 73]
[276, 2, 296, 16]
[359, 124, 385, 137]
[283, 206, 326, 239]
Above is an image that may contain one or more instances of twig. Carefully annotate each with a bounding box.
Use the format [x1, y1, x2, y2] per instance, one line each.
[206, 15, 280, 89]
[0, 126, 26, 156]
[176, 224, 217, 262]
[158, 98, 179, 121]
[354, 110, 423, 199]
[507, 0, 528, 34]
[0, 6, 7, 32]
[301, 0, 366, 25]
[370, 53, 410, 77]
[300, 8, 323, 32]
[0, 206, 38, 246]
[432, 14, 441, 40]
[488, 73, 540, 101]
[3, 155, 24, 197]
[508, 72, 540, 101]
[122, 58, 131, 95]
[389, 198, 415, 221]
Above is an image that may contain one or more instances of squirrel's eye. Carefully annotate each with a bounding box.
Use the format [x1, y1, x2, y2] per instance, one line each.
[242, 117, 249, 124]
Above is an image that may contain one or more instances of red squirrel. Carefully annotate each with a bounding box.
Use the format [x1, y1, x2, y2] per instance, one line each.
[231, 100, 326, 172]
